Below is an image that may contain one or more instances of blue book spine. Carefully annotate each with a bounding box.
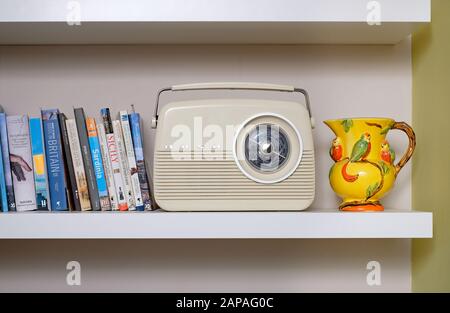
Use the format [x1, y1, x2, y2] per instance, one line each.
[41, 109, 68, 211]
[0, 122, 7, 212]
[129, 112, 153, 210]
[29, 118, 50, 211]
[86, 118, 110, 210]
[0, 113, 15, 211]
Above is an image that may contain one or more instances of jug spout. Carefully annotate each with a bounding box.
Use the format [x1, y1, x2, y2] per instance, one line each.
[324, 119, 342, 137]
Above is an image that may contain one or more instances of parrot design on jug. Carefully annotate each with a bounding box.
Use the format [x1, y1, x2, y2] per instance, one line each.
[381, 140, 395, 164]
[330, 137, 343, 162]
[341, 132, 371, 182]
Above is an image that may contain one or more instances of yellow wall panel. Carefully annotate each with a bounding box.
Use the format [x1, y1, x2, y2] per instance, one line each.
[412, 0, 450, 292]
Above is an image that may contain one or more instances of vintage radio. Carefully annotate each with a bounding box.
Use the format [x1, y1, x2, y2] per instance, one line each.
[151, 82, 315, 211]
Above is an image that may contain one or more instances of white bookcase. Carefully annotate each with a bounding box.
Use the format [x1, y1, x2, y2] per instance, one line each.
[0, 0, 432, 239]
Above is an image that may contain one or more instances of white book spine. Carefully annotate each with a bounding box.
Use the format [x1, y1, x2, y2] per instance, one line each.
[97, 123, 118, 211]
[119, 111, 143, 210]
[6, 115, 36, 212]
[105, 130, 127, 211]
[112, 120, 135, 210]
[66, 119, 91, 211]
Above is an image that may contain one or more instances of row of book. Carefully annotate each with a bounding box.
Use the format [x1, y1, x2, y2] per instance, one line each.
[0, 106, 153, 212]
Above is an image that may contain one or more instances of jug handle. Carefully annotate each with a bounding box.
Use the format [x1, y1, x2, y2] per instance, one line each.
[392, 122, 416, 176]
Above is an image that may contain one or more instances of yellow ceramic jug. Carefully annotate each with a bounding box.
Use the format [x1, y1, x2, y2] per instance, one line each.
[324, 118, 415, 212]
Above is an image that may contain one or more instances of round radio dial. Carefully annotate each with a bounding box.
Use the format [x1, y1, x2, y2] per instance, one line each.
[244, 124, 290, 172]
[234, 113, 303, 184]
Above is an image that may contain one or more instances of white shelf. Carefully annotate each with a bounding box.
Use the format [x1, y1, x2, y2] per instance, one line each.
[0, 210, 432, 239]
[0, 0, 430, 45]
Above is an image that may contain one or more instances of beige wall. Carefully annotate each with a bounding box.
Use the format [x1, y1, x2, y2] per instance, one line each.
[0, 43, 412, 292]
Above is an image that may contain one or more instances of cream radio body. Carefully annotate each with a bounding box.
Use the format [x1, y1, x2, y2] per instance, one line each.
[152, 83, 315, 211]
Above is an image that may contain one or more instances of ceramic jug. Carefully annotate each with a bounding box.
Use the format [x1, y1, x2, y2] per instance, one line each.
[324, 118, 415, 212]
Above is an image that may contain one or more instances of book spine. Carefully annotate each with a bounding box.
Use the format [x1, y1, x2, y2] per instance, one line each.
[66, 119, 92, 211]
[101, 108, 128, 211]
[129, 112, 153, 210]
[112, 120, 135, 210]
[0, 123, 7, 212]
[97, 123, 118, 211]
[86, 117, 111, 211]
[119, 111, 144, 211]
[58, 113, 80, 211]
[41, 109, 68, 211]
[74, 108, 101, 211]
[6, 115, 36, 212]
[29, 118, 50, 211]
[0, 113, 16, 211]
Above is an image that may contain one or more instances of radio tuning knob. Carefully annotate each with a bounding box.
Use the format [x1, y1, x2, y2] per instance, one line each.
[261, 143, 271, 154]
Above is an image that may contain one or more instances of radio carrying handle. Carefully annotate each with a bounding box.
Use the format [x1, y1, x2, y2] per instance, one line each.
[151, 82, 313, 128]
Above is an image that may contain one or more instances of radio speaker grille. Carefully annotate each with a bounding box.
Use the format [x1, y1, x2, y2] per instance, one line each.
[154, 150, 315, 200]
